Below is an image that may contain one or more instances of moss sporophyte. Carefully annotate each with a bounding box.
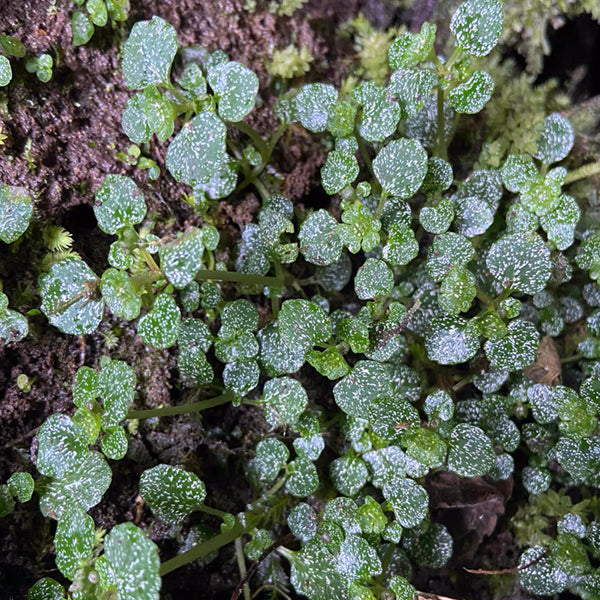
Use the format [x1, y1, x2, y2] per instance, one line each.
[2, 1, 600, 599]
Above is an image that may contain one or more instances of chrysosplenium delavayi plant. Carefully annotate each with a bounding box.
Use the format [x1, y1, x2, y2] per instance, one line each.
[3, 0, 600, 598]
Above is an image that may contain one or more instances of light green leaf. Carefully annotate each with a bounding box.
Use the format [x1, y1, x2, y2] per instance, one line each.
[27, 578, 66, 600]
[382, 223, 419, 266]
[540, 193, 580, 251]
[486, 233, 551, 294]
[220, 299, 259, 336]
[337, 535, 382, 581]
[0, 55, 12, 86]
[534, 113, 574, 164]
[438, 265, 476, 315]
[402, 427, 447, 468]
[38, 451, 112, 520]
[355, 258, 394, 300]
[94, 175, 146, 235]
[425, 315, 479, 365]
[447, 423, 495, 477]
[207, 61, 259, 122]
[501, 154, 537, 193]
[388, 22, 436, 69]
[373, 138, 428, 198]
[140, 464, 206, 525]
[389, 576, 417, 600]
[253, 439, 289, 483]
[330, 455, 368, 496]
[386, 478, 429, 527]
[448, 70, 493, 114]
[101, 268, 141, 321]
[98, 357, 136, 428]
[71, 11, 94, 46]
[165, 111, 228, 187]
[121, 16, 178, 89]
[0, 293, 28, 344]
[55, 505, 94, 580]
[122, 85, 175, 143]
[484, 318, 538, 370]
[101, 427, 128, 460]
[333, 361, 391, 418]
[338, 202, 381, 253]
[138, 294, 181, 348]
[295, 83, 337, 133]
[299, 210, 343, 266]
[102, 522, 161, 600]
[278, 299, 331, 355]
[7, 472, 34, 503]
[450, 0, 503, 57]
[286, 458, 319, 496]
[159, 228, 204, 288]
[326, 100, 357, 137]
[0, 184, 33, 243]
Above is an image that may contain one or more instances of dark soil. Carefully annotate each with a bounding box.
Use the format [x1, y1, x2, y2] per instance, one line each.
[0, 1, 598, 599]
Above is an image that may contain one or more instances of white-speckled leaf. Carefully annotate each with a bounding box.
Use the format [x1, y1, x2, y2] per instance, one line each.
[385, 478, 428, 527]
[140, 464, 206, 525]
[486, 232, 551, 294]
[383, 222, 419, 267]
[330, 455, 368, 497]
[0, 55, 12, 86]
[484, 319, 538, 370]
[165, 111, 227, 187]
[38, 451, 111, 520]
[55, 505, 94, 580]
[388, 22, 436, 69]
[454, 195, 494, 237]
[519, 546, 568, 596]
[159, 228, 204, 289]
[207, 60, 258, 122]
[100, 427, 128, 460]
[540, 193, 580, 251]
[534, 113, 574, 164]
[355, 258, 394, 300]
[321, 150, 359, 194]
[388, 68, 437, 117]
[258, 322, 306, 376]
[102, 522, 161, 600]
[27, 578, 65, 600]
[253, 438, 289, 483]
[373, 138, 428, 198]
[299, 209, 343, 266]
[425, 315, 479, 364]
[448, 70, 493, 114]
[278, 299, 331, 354]
[426, 232, 474, 281]
[0, 295, 28, 344]
[122, 85, 175, 144]
[333, 361, 391, 418]
[286, 458, 319, 496]
[121, 16, 178, 89]
[223, 359, 260, 396]
[450, 0, 503, 57]
[94, 175, 146, 235]
[219, 299, 259, 336]
[7, 472, 34, 503]
[352, 81, 401, 142]
[137, 294, 181, 348]
[288, 503, 318, 542]
[0, 184, 33, 243]
[295, 83, 337, 133]
[98, 357, 136, 429]
[438, 265, 476, 315]
[261, 376, 308, 428]
[447, 423, 495, 477]
[420, 158, 453, 196]
[337, 535, 382, 581]
[501, 154, 538, 193]
[101, 268, 142, 321]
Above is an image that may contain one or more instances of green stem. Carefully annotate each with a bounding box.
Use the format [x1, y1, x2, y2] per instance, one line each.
[235, 538, 252, 600]
[196, 504, 231, 519]
[196, 269, 283, 287]
[234, 121, 270, 161]
[253, 178, 271, 202]
[160, 513, 260, 576]
[436, 86, 447, 160]
[561, 353, 582, 365]
[564, 162, 600, 185]
[127, 391, 233, 420]
[129, 270, 163, 291]
[374, 190, 390, 220]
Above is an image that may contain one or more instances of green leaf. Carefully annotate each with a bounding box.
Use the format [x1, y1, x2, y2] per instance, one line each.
[386, 478, 429, 527]
[159, 228, 204, 288]
[438, 265, 476, 315]
[522, 466, 551, 495]
[138, 294, 181, 348]
[519, 546, 567, 596]
[295, 83, 337, 133]
[121, 16, 178, 89]
[306, 346, 349, 380]
[338, 202, 381, 253]
[555, 436, 600, 484]
[0, 485, 15, 517]
[330, 455, 368, 496]
[258, 323, 306, 376]
[38, 451, 112, 520]
[286, 458, 319, 496]
[426, 232, 473, 281]
[326, 100, 357, 137]
[0, 184, 33, 243]
[337, 317, 369, 354]
[253, 439, 289, 483]
[402, 427, 447, 468]
[450, 0, 503, 57]
[389, 576, 417, 600]
[321, 150, 359, 195]
[501, 154, 538, 193]
[534, 113, 574, 164]
[219, 298, 259, 337]
[178, 317, 213, 351]
[363, 445, 406, 489]
[101, 523, 161, 600]
[355, 258, 394, 300]
[424, 390, 454, 421]
[484, 318, 538, 370]
[454, 194, 494, 237]
[278, 299, 331, 355]
[540, 193, 580, 251]
[101, 268, 141, 321]
[352, 81, 402, 142]
[382, 223, 419, 266]
[207, 61, 259, 122]
[447, 423, 495, 477]
[261, 377, 308, 428]
[165, 111, 228, 187]
[0, 34, 26, 57]
[333, 361, 391, 418]
[425, 315, 479, 365]
[0, 293, 28, 344]
[223, 359, 260, 396]
[388, 68, 437, 118]
[101, 427, 128, 460]
[0, 55, 12, 86]
[406, 96, 455, 150]
[369, 396, 420, 442]
[87, 0, 108, 26]
[27, 578, 66, 600]
[97, 357, 136, 428]
[288, 503, 318, 542]
[72, 366, 99, 408]
[94, 175, 146, 235]
[71, 11, 94, 46]
[122, 85, 175, 143]
[337, 535, 382, 581]
[299, 210, 343, 266]
[7, 472, 34, 503]
[388, 22, 436, 69]
[140, 464, 206, 525]
[448, 70, 493, 114]
[54, 505, 94, 580]
[486, 233, 551, 294]
[405, 522, 453, 568]
[373, 138, 428, 198]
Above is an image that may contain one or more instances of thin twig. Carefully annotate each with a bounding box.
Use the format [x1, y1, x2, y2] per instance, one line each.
[464, 550, 549, 575]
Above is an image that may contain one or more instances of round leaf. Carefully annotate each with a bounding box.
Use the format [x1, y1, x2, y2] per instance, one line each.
[448, 70, 493, 114]
[447, 423, 495, 477]
[386, 478, 429, 527]
[286, 458, 319, 496]
[159, 228, 204, 289]
[299, 209, 343, 266]
[253, 439, 289, 483]
[354, 258, 394, 300]
[373, 139, 428, 198]
[450, 0, 503, 57]
[207, 61, 259, 122]
[55, 505, 94, 580]
[101, 268, 142, 321]
[484, 319, 538, 370]
[0, 184, 33, 243]
[295, 83, 337, 133]
[534, 113, 574, 164]
[0, 55, 12, 86]
[137, 294, 181, 348]
[94, 175, 146, 235]
[425, 315, 479, 365]
[321, 150, 359, 195]
[333, 361, 391, 418]
[261, 377, 308, 428]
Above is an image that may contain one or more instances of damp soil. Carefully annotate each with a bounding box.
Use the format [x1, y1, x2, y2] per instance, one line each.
[0, 1, 598, 599]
